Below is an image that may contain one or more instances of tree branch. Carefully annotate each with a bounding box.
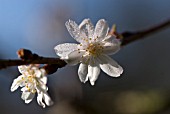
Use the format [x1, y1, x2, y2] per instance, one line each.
[0, 49, 67, 70]
[121, 19, 170, 46]
[0, 58, 66, 70]
[0, 19, 170, 70]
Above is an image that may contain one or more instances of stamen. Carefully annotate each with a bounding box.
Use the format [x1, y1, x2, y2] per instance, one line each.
[28, 88, 31, 92]
[85, 42, 103, 57]
[90, 43, 93, 46]
[32, 89, 36, 93]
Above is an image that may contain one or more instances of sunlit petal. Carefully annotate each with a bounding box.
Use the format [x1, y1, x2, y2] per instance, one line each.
[11, 75, 24, 92]
[99, 55, 123, 77]
[37, 92, 53, 108]
[21, 92, 35, 104]
[87, 60, 100, 85]
[37, 92, 45, 108]
[43, 92, 54, 106]
[94, 19, 109, 41]
[54, 43, 78, 58]
[40, 76, 47, 85]
[102, 36, 121, 55]
[18, 65, 29, 74]
[65, 20, 87, 43]
[79, 18, 94, 38]
[66, 50, 85, 65]
[78, 63, 88, 83]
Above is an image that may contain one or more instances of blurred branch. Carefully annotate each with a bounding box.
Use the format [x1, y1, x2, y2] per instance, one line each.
[121, 19, 170, 46]
[0, 58, 66, 69]
[0, 49, 66, 70]
[0, 19, 170, 70]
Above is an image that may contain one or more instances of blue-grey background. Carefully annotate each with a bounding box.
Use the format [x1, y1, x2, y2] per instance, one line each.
[0, 0, 170, 114]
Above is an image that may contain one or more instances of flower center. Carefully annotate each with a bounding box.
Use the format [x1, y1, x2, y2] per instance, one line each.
[20, 69, 38, 93]
[26, 75, 37, 93]
[86, 43, 103, 57]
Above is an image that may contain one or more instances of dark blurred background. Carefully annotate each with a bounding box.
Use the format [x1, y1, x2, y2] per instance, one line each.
[0, 0, 170, 114]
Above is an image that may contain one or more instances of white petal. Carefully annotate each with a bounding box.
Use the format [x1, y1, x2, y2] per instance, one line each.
[21, 86, 29, 92]
[54, 43, 78, 58]
[99, 55, 123, 77]
[78, 63, 88, 83]
[79, 18, 94, 38]
[65, 20, 87, 43]
[31, 66, 39, 71]
[11, 75, 24, 92]
[94, 19, 109, 41]
[34, 69, 42, 78]
[18, 65, 28, 74]
[40, 68, 47, 76]
[39, 76, 47, 85]
[43, 92, 53, 106]
[87, 60, 100, 86]
[21, 92, 35, 104]
[36, 83, 48, 93]
[37, 92, 45, 108]
[37, 92, 53, 108]
[66, 50, 85, 65]
[35, 80, 48, 93]
[102, 36, 121, 55]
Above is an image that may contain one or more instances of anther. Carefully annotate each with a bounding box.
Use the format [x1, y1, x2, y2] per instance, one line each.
[90, 43, 93, 46]
[28, 88, 31, 92]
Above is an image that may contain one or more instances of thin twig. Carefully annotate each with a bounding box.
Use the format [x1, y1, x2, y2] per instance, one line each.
[0, 57, 66, 69]
[121, 19, 170, 46]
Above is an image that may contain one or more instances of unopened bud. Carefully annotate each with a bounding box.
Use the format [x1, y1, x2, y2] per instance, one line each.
[17, 49, 32, 60]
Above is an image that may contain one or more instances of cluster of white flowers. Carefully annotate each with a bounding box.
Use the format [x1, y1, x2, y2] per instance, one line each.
[55, 19, 123, 85]
[11, 65, 53, 108]
[11, 19, 123, 108]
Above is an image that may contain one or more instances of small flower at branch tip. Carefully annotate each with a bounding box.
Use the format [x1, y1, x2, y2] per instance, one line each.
[54, 18, 123, 85]
[10, 64, 53, 108]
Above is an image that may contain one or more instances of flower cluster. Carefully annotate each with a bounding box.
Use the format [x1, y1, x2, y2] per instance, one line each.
[10, 18, 123, 108]
[55, 19, 123, 85]
[11, 65, 53, 108]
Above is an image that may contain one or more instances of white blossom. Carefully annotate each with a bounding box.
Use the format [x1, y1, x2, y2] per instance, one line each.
[55, 19, 123, 85]
[11, 65, 53, 108]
